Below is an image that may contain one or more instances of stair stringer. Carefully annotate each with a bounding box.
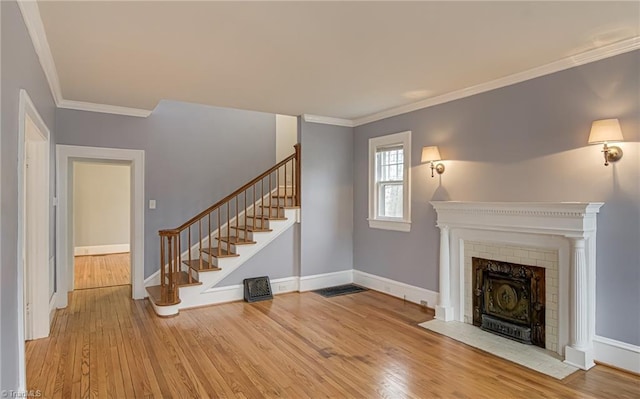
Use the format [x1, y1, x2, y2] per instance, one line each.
[149, 207, 299, 316]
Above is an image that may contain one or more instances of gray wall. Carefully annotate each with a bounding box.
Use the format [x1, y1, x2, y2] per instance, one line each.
[353, 51, 640, 345]
[1, 0, 57, 390]
[299, 120, 354, 276]
[218, 224, 299, 285]
[56, 100, 276, 278]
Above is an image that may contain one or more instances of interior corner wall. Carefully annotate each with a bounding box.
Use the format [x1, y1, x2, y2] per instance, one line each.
[1, 0, 57, 391]
[353, 50, 640, 346]
[56, 100, 276, 279]
[299, 120, 354, 276]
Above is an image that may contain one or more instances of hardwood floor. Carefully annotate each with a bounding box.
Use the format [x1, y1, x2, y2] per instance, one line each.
[74, 253, 130, 289]
[26, 286, 638, 398]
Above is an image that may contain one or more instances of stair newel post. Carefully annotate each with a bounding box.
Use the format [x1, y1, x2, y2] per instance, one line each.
[294, 143, 301, 207]
[226, 202, 230, 251]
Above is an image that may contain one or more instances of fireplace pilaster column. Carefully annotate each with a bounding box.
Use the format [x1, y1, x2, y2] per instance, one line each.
[435, 225, 454, 321]
[565, 237, 595, 370]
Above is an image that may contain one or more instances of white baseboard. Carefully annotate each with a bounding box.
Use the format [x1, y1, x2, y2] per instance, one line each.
[353, 270, 439, 308]
[74, 243, 130, 256]
[593, 335, 640, 374]
[298, 270, 353, 292]
[181, 276, 300, 310]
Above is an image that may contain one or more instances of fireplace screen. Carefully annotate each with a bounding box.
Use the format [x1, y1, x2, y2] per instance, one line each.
[472, 257, 545, 348]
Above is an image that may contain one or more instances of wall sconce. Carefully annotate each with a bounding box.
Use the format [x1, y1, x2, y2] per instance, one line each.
[588, 119, 624, 166]
[421, 146, 445, 177]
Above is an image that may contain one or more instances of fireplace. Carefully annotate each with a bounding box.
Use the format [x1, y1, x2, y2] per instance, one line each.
[430, 201, 604, 370]
[472, 257, 545, 348]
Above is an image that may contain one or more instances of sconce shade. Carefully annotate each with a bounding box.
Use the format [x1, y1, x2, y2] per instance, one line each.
[588, 119, 624, 144]
[421, 146, 442, 162]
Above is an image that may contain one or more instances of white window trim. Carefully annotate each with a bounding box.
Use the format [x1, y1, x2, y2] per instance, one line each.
[368, 130, 411, 232]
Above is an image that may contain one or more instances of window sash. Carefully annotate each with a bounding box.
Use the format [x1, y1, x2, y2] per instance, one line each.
[377, 181, 403, 219]
[376, 147, 404, 183]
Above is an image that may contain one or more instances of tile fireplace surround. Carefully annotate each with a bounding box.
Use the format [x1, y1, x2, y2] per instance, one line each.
[430, 201, 603, 370]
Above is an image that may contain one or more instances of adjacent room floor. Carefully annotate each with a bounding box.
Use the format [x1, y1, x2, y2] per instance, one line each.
[73, 253, 130, 290]
[26, 286, 639, 398]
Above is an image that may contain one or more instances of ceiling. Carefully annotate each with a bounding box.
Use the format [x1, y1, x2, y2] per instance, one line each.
[37, 1, 639, 121]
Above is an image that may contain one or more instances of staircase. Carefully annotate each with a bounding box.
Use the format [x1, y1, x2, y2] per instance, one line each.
[146, 144, 300, 316]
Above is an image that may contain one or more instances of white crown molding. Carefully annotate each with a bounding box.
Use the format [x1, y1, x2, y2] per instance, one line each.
[353, 36, 640, 127]
[59, 100, 153, 118]
[303, 114, 354, 128]
[17, 0, 63, 105]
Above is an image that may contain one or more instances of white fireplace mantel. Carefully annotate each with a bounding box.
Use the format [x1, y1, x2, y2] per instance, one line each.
[430, 201, 604, 370]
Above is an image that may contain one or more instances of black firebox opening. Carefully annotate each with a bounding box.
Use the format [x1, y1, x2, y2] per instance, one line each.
[472, 257, 546, 348]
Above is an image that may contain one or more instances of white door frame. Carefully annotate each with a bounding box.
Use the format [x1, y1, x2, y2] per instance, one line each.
[56, 145, 146, 306]
[17, 89, 51, 389]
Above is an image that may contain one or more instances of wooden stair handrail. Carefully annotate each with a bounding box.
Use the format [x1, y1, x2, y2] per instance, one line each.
[160, 143, 300, 235]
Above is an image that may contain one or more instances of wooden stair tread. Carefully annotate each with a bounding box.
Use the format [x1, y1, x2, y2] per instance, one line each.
[174, 271, 202, 287]
[230, 225, 272, 232]
[246, 215, 288, 221]
[182, 259, 222, 272]
[201, 247, 239, 258]
[216, 236, 256, 245]
[146, 285, 180, 306]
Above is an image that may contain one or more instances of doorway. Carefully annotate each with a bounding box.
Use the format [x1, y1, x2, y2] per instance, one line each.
[57, 145, 145, 307]
[73, 161, 131, 290]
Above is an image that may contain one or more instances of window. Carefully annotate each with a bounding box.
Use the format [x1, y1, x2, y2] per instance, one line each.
[368, 131, 411, 232]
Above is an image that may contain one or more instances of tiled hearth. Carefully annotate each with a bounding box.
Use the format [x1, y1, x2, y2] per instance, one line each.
[419, 319, 578, 379]
[430, 202, 603, 371]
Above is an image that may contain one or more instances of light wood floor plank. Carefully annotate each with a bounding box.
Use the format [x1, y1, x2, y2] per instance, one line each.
[74, 253, 130, 290]
[26, 285, 639, 398]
